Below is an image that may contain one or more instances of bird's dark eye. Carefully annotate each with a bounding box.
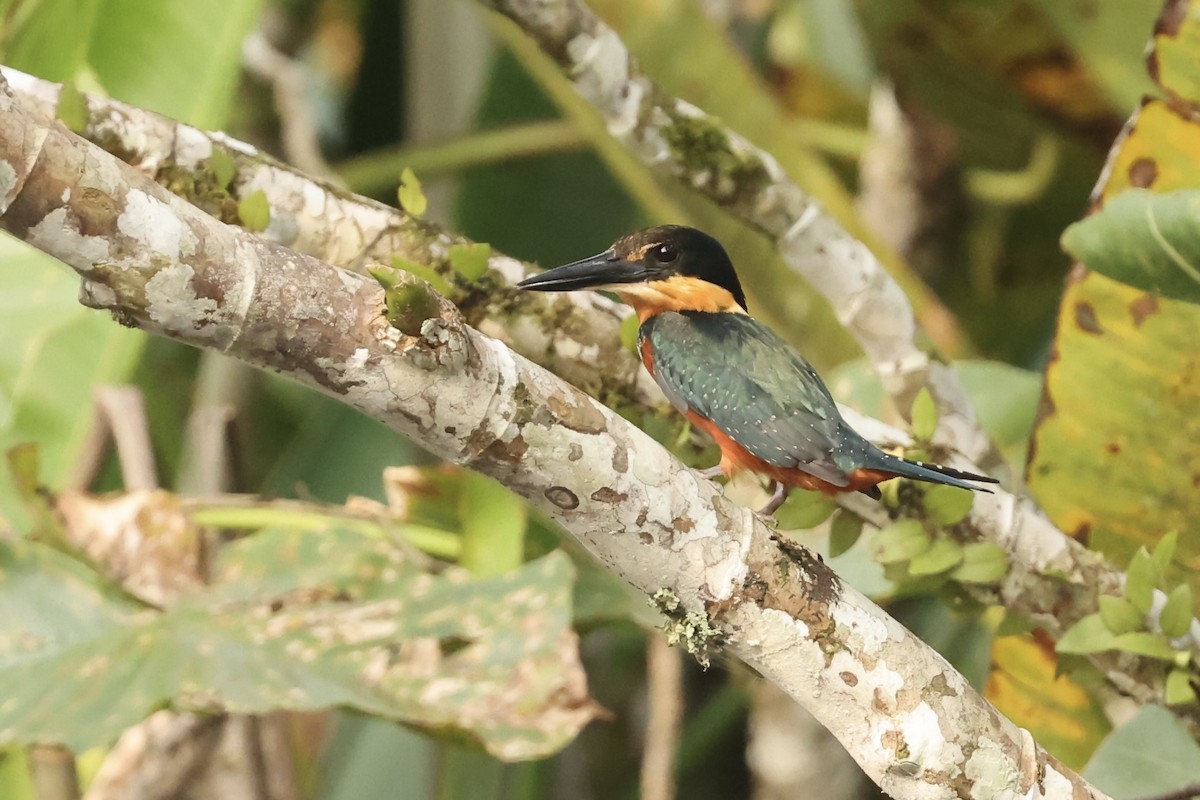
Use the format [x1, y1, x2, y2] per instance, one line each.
[650, 243, 678, 264]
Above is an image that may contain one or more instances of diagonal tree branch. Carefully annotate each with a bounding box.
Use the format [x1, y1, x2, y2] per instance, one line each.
[4, 66, 1198, 732]
[0, 73, 1114, 799]
[473, 0, 999, 472]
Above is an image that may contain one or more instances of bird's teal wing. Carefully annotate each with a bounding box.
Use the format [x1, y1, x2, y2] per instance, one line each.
[640, 311, 858, 486]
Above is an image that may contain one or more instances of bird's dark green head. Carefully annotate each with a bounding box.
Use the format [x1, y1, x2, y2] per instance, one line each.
[517, 225, 748, 315]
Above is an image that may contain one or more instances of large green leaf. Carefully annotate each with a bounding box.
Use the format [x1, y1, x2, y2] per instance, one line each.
[0, 236, 144, 527]
[0, 529, 595, 760]
[1029, 5, 1200, 580]
[1061, 189, 1200, 304]
[3, 0, 262, 128]
[1083, 705, 1200, 798]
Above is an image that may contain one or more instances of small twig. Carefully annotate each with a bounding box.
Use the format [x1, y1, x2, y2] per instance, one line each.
[68, 386, 159, 491]
[338, 119, 587, 195]
[641, 634, 684, 800]
[27, 744, 80, 800]
[242, 31, 336, 180]
[94, 386, 159, 491]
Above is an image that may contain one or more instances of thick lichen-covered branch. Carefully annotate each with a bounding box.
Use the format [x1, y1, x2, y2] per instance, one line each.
[4, 67, 1198, 733]
[0, 74, 1114, 800]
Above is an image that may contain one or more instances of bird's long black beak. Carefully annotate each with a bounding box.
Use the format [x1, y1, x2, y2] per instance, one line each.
[517, 250, 656, 292]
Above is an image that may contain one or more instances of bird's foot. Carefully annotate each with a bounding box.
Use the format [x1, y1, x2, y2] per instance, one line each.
[757, 482, 789, 517]
[695, 464, 725, 480]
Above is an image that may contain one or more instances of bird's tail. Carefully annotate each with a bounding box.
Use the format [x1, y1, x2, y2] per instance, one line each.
[868, 451, 999, 493]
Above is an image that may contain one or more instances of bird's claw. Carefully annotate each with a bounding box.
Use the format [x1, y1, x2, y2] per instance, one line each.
[695, 464, 725, 480]
[756, 482, 789, 517]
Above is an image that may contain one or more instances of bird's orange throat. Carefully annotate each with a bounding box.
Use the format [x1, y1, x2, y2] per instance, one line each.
[614, 276, 745, 323]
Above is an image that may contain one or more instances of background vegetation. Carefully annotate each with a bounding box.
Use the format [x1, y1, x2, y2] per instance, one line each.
[1, 0, 1199, 798]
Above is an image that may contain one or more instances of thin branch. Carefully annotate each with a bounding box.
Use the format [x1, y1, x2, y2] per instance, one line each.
[241, 32, 337, 181]
[641, 634, 683, 800]
[337, 119, 588, 195]
[0, 71, 1114, 799]
[27, 744, 80, 800]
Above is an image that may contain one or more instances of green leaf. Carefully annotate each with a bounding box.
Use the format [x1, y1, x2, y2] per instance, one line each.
[1083, 705, 1200, 796]
[398, 167, 428, 217]
[1124, 547, 1159, 614]
[1097, 595, 1143, 636]
[871, 519, 930, 565]
[619, 313, 640, 354]
[0, 530, 595, 759]
[827, 511, 863, 558]
[1159, 584, 1194, 639]
[55, 80, 88, 134]
[0, 238, 144, 529]
[910, 387, 937, 441]
[1112, 631, 1179, 661]
[907, 538, 963, 577]
[1165, 669, 1198, 706]
[923, 484, 974, 525]
[773, 490, 837, 530]
[1061, 189, 1200, 305]
[458, 473, 526, 577]
[391, 256, 452, 297]
[447, 242, 491, 282]
[210, 147, 237, 190]
[950, 542, 1007, 584]
[236, 189, 270, 233]
[1057, 613, 1117, 655]
[1152, 530, 1179, 574]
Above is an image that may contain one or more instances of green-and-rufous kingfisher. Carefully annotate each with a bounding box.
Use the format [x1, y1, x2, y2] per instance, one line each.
[518, 226, 997, 514]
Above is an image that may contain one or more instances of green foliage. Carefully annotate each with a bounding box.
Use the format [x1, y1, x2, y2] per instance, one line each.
[236, 189, 271, 233]
[1084, 705, 1200, 797]
[398, 167, 428, 217]
[871, 520, 930, 565]
[1096, 595, 1142, 636]
[0, 529, 592, 759]
[773, 490, 837, 530]
[210, 148, 237, 190]
[949, 542, 1007, 585]
[827, 511, 863, 558]
[1057, 614, 1117, 655]
[447, 242, 492, 282]
[2, 0, 262, 129]
[0, 238, 144, 529]
[1165, 669, 1198, 705]
[54, 79, 88, 133]
[1061, 189, 1200, 304]
[390, 255, 453, 296]
[910, 387, 937, 441]
[923, 484, 974, 525]
[1124, 547, 1160, 615]
[908, 538, 964, 577]
[1159, 584, 1194, 639]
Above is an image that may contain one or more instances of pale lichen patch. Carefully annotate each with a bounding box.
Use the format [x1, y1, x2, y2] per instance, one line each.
[144, 263, 218, 331]
[27, 207, 110, 265]
[118, 189, 198, 259]
[964, 738, 1021, 800]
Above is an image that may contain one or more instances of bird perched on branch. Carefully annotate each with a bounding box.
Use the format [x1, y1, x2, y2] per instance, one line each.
[518, 226, 997, 514]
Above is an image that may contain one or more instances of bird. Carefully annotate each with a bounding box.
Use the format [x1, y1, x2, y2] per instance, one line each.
[517, 225, 998, 515]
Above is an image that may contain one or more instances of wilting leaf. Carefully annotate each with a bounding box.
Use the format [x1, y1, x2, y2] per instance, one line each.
[988, 633, 1111, 770]
[0, 529, 595, 760]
